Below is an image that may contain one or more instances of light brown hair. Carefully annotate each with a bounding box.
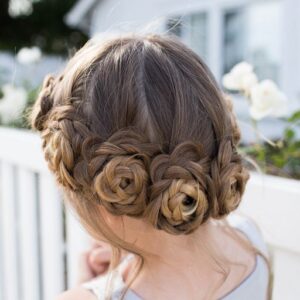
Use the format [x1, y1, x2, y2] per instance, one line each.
[29, 33, 269, 299]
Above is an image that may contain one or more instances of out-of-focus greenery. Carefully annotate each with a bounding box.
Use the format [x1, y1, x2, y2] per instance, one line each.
[241, 111, 300, 179]
[0, 0, 88, 127]
[0, 0, 88, 55]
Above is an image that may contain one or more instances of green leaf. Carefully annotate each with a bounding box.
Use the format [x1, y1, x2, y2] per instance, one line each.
[288, 110, 300, 122]
[272, 156, 285, 168]
[284, 128, 295, 141]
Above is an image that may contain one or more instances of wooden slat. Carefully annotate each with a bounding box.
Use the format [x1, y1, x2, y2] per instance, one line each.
[0, 161, 4, 300]
[66, 208, 90, 288]
[18, 168, 41, 300]
[39, 174, 65, 300]
[0, 162, 20, 300]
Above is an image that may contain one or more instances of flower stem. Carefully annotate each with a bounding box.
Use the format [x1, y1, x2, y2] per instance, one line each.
[251, 117, 260, 144]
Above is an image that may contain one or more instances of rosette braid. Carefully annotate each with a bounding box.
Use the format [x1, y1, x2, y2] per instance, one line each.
[93, 155, 149, 216]
[210, 139, 249, 217]
[145, 142, 211, 235]
[89, 131, 160, 216]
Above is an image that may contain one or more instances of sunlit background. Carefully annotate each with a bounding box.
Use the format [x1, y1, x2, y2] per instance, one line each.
[0, 1, 299, 300]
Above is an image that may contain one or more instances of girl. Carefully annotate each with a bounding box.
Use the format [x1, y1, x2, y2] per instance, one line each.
[30, 33, 270, 300]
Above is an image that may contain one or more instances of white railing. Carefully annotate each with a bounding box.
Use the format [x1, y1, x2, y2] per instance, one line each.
[0, 127, 299, 300]
[0, 128, 88, 300]
[240, 173, 300, 300]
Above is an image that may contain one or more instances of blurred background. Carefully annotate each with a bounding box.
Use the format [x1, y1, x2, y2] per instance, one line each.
[0, 1, 299, 300]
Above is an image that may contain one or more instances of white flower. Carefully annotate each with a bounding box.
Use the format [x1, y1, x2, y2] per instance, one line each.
[9, 0, 33, 17]
[249, 80, 288, 120]
[222, 62, 258, 93]
[0, 84, 27, 124]
[17, 46, 42, 65]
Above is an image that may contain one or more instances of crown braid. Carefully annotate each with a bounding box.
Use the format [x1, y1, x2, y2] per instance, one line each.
[30, 34, 250, 236]
[33, 90, 248, 235]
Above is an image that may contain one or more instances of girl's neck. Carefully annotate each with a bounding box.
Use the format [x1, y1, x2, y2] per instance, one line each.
[123, 221, 234, 299]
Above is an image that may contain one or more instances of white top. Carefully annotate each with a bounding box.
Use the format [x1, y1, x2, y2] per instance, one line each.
[81, 214, 269, 300]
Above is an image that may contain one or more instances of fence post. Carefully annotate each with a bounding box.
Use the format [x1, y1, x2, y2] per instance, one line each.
[39, 174, 65, 300]
[65, 208, 90, 288]
[0, 162, 20, 300]
[18, 168, 41, 300]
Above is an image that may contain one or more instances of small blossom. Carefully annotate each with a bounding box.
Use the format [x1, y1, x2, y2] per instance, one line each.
[249, 80, 288, 120]
[0, 84, 27, 124]
[222, 62, 258, 93]
[17, 46, 42, 65]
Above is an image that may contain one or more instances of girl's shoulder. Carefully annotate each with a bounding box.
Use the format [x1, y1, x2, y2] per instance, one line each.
[226, 212, 269, 257]
[221, 213, 270, 300]
[55, 286, 97, 300]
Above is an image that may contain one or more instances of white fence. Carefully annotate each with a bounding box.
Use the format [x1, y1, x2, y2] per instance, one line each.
[240, 174, 300, 299]
[0, 127, 299, 300]
[0, 128, 89, 300]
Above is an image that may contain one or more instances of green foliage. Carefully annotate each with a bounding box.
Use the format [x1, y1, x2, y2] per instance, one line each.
[0, 0, 88, 55]
[288, 110, 300, 123]
[241, 110, 300, 179]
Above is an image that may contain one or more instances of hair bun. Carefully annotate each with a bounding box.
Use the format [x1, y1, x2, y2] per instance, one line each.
[146, 142, 210, 235]
[211, 139, 249, 217]
[156, 179, 208, 234]
[93, 155, 149, 216]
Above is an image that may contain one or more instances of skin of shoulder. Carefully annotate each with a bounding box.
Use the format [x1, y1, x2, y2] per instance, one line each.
[55, 287, 97, 300]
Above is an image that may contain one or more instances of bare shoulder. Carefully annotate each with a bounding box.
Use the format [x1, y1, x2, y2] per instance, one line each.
[226, 212, 269, 258]
[55, 286, 96, 300]
[227, 212, 262, 237]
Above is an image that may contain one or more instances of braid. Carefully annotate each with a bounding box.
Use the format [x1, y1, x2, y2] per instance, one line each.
[30, 35, 250, 237]
[35, 96, 248, 235]
[41, 105, 93, 190]
[39, 101, 161, 216]
[145, 142, 211, 235]
[90, 131, 160, 216]
[31, 75, 56, 131]
[210, 138, 249, 218]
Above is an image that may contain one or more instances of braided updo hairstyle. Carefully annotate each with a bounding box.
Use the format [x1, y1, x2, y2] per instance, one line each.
[30, 34, 249, 238]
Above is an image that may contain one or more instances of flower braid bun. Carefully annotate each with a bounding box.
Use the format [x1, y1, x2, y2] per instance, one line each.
[145, 142, 210, 235]
[93, 155, 149, 216]
[210, 139, 249, 218]
[30, 33, 249, 235]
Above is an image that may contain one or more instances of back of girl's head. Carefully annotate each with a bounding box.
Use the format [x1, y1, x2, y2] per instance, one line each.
[30, 33, 249, 238]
